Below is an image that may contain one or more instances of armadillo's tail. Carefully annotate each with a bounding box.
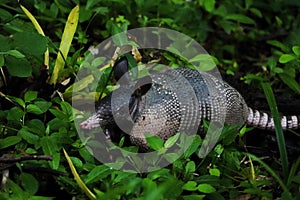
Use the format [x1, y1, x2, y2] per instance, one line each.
[246, 108, 300, 130]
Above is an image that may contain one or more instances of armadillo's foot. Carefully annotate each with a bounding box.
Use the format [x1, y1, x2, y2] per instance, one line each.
[80, 120, 100, 130]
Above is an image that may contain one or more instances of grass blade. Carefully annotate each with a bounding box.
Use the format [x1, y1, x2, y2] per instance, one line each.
[261, 82, 289, 181]
[49, 5, 79, 85]
[63, 148, 96, 200]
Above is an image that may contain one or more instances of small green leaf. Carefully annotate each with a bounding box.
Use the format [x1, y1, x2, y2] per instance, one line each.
[197, 183, 216, 193]
[145, 133, 164, 151]
[209, 168, 220, 177]
[20, 173, 39, 195]
[164, 133, 180, 148]
[26, 104, 43, 115]
[0, 136, 22, 149]
[185, 161, 196, 174]
[182, 181, 198, 191]
[279, 54, 296, 63]
[85, 165, 110, 184]
[184, 135, 202, 158]
[292, 46, 300, 56]
[225, 14, 255, 24]
[279, 73, 300, 94]
[24, 91, 38, 102]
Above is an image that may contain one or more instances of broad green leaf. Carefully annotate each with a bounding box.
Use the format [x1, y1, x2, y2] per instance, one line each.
[164, 133, 180, 148]
[26, 104, 43, 115]
[18, 128, 39, 144]
[203, 0, 215, 13]
[7, 107, 24, 121]
[0, 136, 22, 149]
[145, 133, 164, 150]
[197, 183, 216, 193]
[225, 14, 255, 24]
[20, 173, 39, 195]
[279, 54, 296, 63]
[49, 5, 79, 85]
[33, 101, 52, 113]
[26, 119, 45, 136]
[184, 135, 202, 158]
[24, 91, 38, 102]
[5, 56, 32, 77]
[63, 149, 96, 199]
[20, 4, 49, 67]
[13, 32, 47, 56]
[182, 181, 197, 191]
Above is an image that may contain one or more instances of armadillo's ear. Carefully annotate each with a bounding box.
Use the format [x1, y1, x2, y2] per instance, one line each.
[113, 57, 130, 85]
[134, 75, 152, 96]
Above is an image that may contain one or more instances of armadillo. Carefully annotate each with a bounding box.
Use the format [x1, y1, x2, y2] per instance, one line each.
[80, 58, 300, 149]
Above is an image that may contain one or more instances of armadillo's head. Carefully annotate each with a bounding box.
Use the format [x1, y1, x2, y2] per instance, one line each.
[80, 93, 115, 130]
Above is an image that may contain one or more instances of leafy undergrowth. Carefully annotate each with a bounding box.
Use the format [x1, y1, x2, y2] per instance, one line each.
[0, 0, 300, 199]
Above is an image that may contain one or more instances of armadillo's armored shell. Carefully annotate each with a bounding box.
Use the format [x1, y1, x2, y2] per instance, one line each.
[129, 68, 249, 149]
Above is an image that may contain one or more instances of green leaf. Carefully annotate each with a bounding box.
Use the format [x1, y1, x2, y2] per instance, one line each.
[24, 91, 38, 102]
[209, 168, 220, 177]
[182, 181, 198, 191]
[26, 119, 45, 136]
[164, 133, 180, 148]
[6, 107, 24, 122]
[261, 82, 289, 180]
[18, 128, 39, 144]
[26, 104, 43, 115]
[85, 165, 110, 184]
[203, 0, 215, 13]
[185, 161, 196, 174]
[197, 183, 216, 193]
[5, 56, 32, 77]
[145, 133, 164, 150]
[70, 156, 83, 168]
[279, 54, 296, 63]
[292, 46, 300, 56]
[0, 136, 22, 149]
[3, 50, 25, 58]
[40, 136, 59, 169]
[225, 14, 255, 24]
[279, 73, 300, 93]
[184, 135, 202, 158]
[13, 32, 47, 56]
[20, 173, 39, 195]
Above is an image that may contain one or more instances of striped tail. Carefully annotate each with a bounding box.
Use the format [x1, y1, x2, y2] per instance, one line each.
[246, 108, 300, 130]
